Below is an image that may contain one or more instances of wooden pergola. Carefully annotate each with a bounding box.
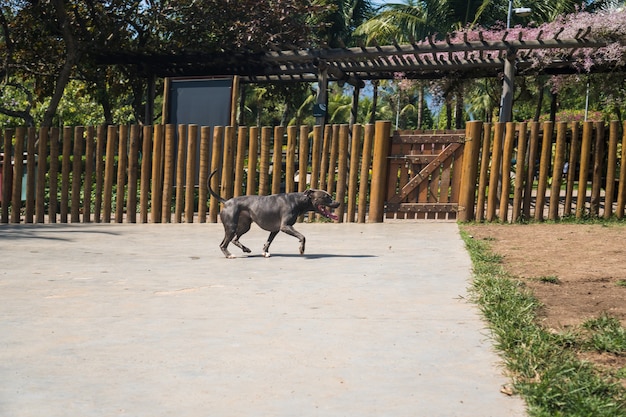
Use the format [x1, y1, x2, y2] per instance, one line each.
[96, 28, 613, 124]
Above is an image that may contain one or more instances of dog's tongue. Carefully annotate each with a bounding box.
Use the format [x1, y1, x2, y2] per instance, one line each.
[318, 205, 338, 221]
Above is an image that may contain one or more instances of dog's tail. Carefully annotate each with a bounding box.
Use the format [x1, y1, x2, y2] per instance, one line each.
[207, 169, 227, 204]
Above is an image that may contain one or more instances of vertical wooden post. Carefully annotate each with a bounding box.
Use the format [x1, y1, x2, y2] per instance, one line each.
[185, 124, 198, 223]
[319, 125, 332, 191]
[499, 122, 516, 222]
[327, 125, 339, 195]
[259, 127, 271, 196]
[535, 121, 553, 221]
[564, 123, 580, 217]
[297, 125, 310, 222]
[61, 126, 72, 223]
[102, 125, 117, 223]
[221, 126, 235, 200]
[368, 120, 391, 223]
[458, 121, 483, 222]
[347, 124, 363, 223]
[234, 126, 248, 197]
[523, 122, 540, 219]
[71, 126, 84, 223]
[140, 125, 153, 223]
[576, 121, 593, 219]
[116, 124, 128, 223]
[358, 124, 374, 223]
[94, 126, 106, 223]
[272, 126, 284, 195]
[36, 128, 48, 223]
[310, 125, 322, 190]
[48, 128, 60, 223]
[616, 121, 626, 219]
[247, 126, 259, 196]
[486, 122, 504, 221]
[335, 124, 350, 222]
[175, 124, 187, 223]
[475, 123, 491, 222]
[198, 126, 211, 223]
[548, 122, 567, 221]
[1, 129, 11, 224]
[209, 126, 223, 222]
[285, 126, 297, 193]
[11, 127, 25, 223]
[604, 121, 618, 219]
[83, 126, 95, 223]
[127, 125, 140, 223]
[512, 122, 527, 222]
[25, 127, 37, 223]
[590, 122, 604, 217]
[161, 124, 176, 223]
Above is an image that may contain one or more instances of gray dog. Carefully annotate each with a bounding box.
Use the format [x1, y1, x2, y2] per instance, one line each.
[208, 170, 340, 258]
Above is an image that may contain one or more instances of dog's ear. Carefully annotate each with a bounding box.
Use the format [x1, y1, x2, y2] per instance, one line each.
[304, 189, 313, 197]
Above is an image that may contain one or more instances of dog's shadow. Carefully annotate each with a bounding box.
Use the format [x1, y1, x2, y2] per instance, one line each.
[246, 253, 376, 259]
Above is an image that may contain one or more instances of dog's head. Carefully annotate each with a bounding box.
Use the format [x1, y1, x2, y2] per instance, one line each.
[304, 189, 340, 221]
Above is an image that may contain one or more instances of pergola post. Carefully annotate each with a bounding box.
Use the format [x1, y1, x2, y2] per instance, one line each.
[315, 63, 328, 127]
[499, 48, 517, 122]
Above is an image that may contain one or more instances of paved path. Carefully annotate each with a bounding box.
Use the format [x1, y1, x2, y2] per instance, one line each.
[0, 222, 526, 417]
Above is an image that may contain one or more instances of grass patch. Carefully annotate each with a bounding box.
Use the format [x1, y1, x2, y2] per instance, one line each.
[460, 228, 626, 417]
[616, 280, 626, 288]
[537, 275, 561, 285]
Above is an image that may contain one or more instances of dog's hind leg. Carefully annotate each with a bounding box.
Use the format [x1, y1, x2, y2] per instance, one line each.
[232, 216, 252, 254]
[262, 231, 279, 258]
[220, 230, 236, 258]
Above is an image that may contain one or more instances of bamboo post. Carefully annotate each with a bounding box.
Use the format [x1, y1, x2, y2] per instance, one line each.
[25, 127, 37, 223]
[335, 124, 350, 222]
[535, 121, 553, 221]
[576, 121, 593, 219]
[511, 122, 527, 222]
[310, 125, 322, 190]
[458, 121, 483, 222]
[297, 125, 310, 222]
[523, 122, 540, 219]
[94, 126, 106, 222]
[616, 121, 626, 219]
[103, 125, 117, 223]
[347, 124, 363, 223]
[71, 126, 84, 223]
[10, 127, 25, 223]
[61, 126, 72, 223]
[209, 126, 224, 222]
[150, 125, 164, 223]
[115, 125, 128, 223]
[564, 123, 580, 217]
[590, 122, 604, 217]
[140, 125, 153, 223]
[185, 124, 198, 223]
[161, 124, 176, 223]
[221, 126, 235, 200]
[604, 121, 618, 219]
[175, 124, 187, 223]
[368, 121, 391, 223]
[499, 122, 516, 222]
[127, 125, 140, 223]
[272, 126, 284, 195]
[548, 122, 567, 221]
[234, 126, 247, 197]
[48, 128, 60, 223]
[83, 126, 95, 223]
[247, 126, 259, 196]
[475, 123, 491, 222]
[1, 129, 11, 224]
[327, 125, 339, 195]
[285, 126, 297, 193]
[486, 123, 504, 221]
[319, 125, 332, 191]
[259, 127, 271, 196]
[36, 127, 48, 223]
[358, 124, 374, 223]
[198, 126, 211, 222]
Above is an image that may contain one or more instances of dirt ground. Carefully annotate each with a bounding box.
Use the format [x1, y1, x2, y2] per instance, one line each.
[463, 223, 626, 371]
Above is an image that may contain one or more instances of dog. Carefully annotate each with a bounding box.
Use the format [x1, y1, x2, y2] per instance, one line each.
[208, 170, 340, 258]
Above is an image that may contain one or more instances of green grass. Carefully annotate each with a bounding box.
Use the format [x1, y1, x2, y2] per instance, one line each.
[460, 228, 626, 417]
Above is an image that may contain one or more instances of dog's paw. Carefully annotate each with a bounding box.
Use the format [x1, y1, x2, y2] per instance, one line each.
[263, 252, 271, 258]
[226, 254, 237, 259]
[243, 247, 252, 253]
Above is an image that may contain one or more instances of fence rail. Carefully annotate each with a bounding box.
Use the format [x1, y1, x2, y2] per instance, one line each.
[2, 120, 625, 224]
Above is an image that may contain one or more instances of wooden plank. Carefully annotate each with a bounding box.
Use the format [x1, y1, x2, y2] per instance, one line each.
[616, 121, 626, 218]
[499, 122, 515, 222]
[103, 125, 117, 223]
[1, 129, 12, 223]
[590, 122, 604, 217]
[48, 128, 60, 223]
[271, 126, 284, 195]
[535, 121, 554, 221]
[388, 142, 461, 204]
[358, 124, 374, 223]
[25, 127, 36, 223]
[60, 126, 72, 223]
[563, 122, 580, 217]
[475, 123, 492, 221]
[197, 126, 210, 222]
[140, 126, 153, 223]
[246, 126, 258, 196]
[94, 126, 106, 223]
[392, 133, 465, 144]
[175, 124, 187, 223]
[127, 125, 140, 223]
[604, 121, 619, 219]
[161, 124, 176, 223]
[35, 127, 48, 223]
[386, 202, 458, 213]
[523, 122, 540, 219]
[347, 124, 362, 223]
[184, 124, 198, 223]
[512, 122, 527, 222]
[549, 122, 567, 220]
[486, 123, 504, 221]
[71, 126, 84, 223]
[388, 155, 438, 164]
[259, 126, 271, 195]
[335, 124, 349, 222]
[10, 127, 25, 223]
[234, 126, 248, 197]
[285, 126, 296, 193]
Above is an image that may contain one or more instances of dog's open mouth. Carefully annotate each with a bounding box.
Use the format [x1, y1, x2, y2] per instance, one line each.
[317, 205, 339, 220]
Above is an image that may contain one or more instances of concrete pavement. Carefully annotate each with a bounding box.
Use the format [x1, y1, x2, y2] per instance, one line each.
[0, 222, 526, 417]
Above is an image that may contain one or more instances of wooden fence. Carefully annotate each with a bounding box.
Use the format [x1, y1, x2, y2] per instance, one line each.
[0, 122, 392, 224]
[1, 120, 625, 224]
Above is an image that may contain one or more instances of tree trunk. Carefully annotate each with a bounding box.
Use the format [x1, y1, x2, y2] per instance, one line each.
[417, 84, 424, 129]
[369, 80, 379, 125]
[534, 84, 545, 122]
[549, 91, 558, 122]
[454, 85, 464, 129]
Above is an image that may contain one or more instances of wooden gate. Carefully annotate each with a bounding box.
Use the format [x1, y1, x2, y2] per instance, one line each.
[385, 129, 466, 220]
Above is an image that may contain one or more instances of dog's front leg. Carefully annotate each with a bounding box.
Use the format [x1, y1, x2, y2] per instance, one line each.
[280, 225, 306, 255]
[263, 231, 279, 258]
